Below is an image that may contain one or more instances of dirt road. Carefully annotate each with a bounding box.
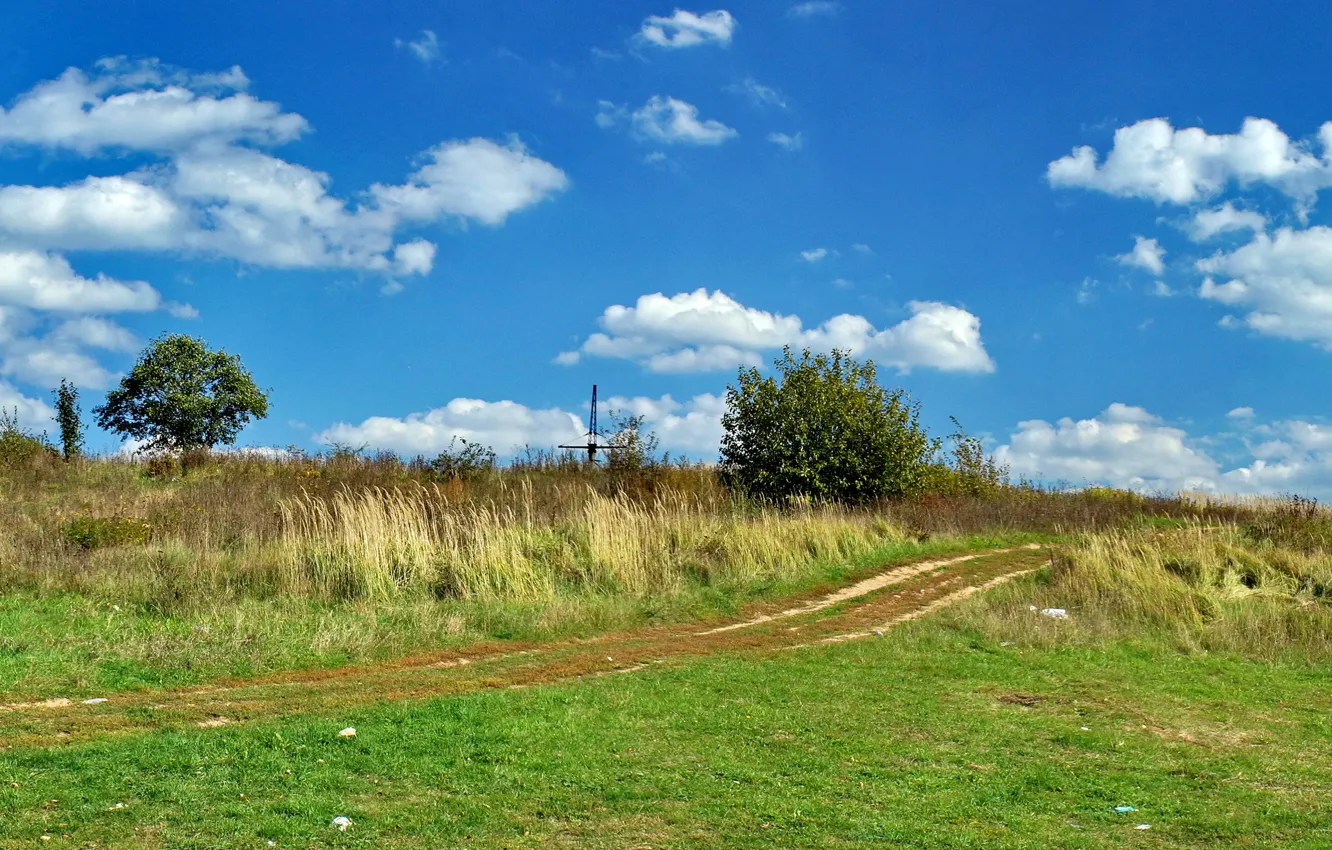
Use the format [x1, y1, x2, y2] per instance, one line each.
[0, 545, 1048, 749]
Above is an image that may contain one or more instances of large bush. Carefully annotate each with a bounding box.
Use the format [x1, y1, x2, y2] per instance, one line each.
[720, 347, 939, 503]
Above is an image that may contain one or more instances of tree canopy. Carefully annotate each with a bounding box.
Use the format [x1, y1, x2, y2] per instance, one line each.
[94, 334, 270, 452]
[720, 347, 938, 503]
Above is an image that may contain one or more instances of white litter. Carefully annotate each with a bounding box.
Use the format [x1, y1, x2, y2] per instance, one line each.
[1029, 606, 1069, 619]
[83, 697, 109, 705]
[1136, 824, 1151, 830]
[332, 816, 352, 831]
[337, 727, 356, 738]
[1080, 726, 1090, 731]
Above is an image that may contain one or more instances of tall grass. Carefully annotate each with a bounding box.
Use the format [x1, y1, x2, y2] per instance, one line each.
[275, 486, 911, 603]
[959, 517, 1332, 660]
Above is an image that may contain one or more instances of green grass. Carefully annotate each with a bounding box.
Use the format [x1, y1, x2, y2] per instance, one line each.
[0, 533, 1040, 699]
[1, 594, 1328, 848]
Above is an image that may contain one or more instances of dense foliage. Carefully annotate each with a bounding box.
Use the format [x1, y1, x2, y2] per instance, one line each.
[94, 334, 270, 452]
[720, 347, 939, 503]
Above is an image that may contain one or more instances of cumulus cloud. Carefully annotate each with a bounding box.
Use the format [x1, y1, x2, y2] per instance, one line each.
[1184, 202, 1267, 242]
[995, 402, 1332, 498]
[1196, 226, 1332, 347]
[640, 9, 736, 48]
[767, 132, 804, 151]
[371, 137, 570, 226]
[394, 30, 441, 64]
[1116, 235, 1166, 275]
[995, 403, 1221, 492]
[606, 393, 726, 454]
[318, 393, 726, 458]
[0, 378, 54, 426]
[1047, 117, 1332, 205]
[559, 289, 995, 375]
[0, 62, 567, 277]
[0, 58, 306, 154]
[0, 251, 164, 312]
[316, 399, 586, 456]
[800, 247, 828, 263]
[627, 96, 737, 146]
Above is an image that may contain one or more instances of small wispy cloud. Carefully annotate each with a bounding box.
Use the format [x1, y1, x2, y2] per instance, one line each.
[726, 77, 786, 108]
[767, 131, 804, 151]
[394, 30, 441, 64]
[787, 1, 842, 18]
[801, 247, 829, 263]
[640, 9, 736, 48]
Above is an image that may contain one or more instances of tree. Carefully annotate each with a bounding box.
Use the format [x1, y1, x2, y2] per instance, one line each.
[720, 347, 939, 504]
[94, 334, 270, 452]
[53, 379, 84, 461]
[606, 410, 660, 471]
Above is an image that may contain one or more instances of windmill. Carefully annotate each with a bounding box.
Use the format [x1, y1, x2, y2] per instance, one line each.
[559, 384, 622, 463]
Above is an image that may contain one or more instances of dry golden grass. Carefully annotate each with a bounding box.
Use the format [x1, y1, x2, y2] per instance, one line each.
[276, 485, 911, 602]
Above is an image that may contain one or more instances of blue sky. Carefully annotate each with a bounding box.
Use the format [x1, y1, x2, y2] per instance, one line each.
[4, 0, 1332, 496]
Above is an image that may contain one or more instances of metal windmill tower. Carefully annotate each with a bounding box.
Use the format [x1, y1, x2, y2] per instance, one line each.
[559, 385, 621, 463]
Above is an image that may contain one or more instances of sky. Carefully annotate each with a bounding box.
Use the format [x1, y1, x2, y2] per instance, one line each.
[3, 0, 1332, 496]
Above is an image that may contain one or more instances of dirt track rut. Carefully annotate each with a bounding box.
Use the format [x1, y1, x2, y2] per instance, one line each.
[0, 544, 1048, 749]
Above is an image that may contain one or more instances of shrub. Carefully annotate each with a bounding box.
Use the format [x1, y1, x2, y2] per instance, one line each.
[430, 437, 497, 480]
[720, 347, 938, 504]
[0, 408, 55, 468]
[60, 515, 153, 550]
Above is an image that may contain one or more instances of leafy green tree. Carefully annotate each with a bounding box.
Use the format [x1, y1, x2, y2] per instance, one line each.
[94, 334, 270, 452]
[720, 347, 939, 503]
[53, 379, 84, 461]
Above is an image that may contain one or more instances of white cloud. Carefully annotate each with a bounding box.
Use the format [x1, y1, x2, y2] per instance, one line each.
[766, 132, 804, 151]
[50, 317, 138, 351]
[0, 379, 54, 427]
[640, 9, 736, 48]
[629, 96, 737, 146]
[727, 78, 785, 108]
[851, 243, 873, 255]
[394, 30, 441, 64]
[0, 63, 568, 275]
[1, 340, 113, 389]
[995, 403, 1221, 492]
[1116, 235, 1166, 275]
[1047, 117, 1332, 205]
[1196, 226, 1332, 347]
[319, 393, 726, 459]
[372, 137, 569, 226]
[561, 289, 995, 375]
[316, 398, 585, 456]
[800, 247, 828, 263]
[392, 239, 437, 276]
[0, 58, 306, 154]
[1184, 202, 1267, 242]
[0, 177, 184, 252]
[996, 403, 1332, 499]
[0, 251, 162, 313]
[787, 1, 841, 17]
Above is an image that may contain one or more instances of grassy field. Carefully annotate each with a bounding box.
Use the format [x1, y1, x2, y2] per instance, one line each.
[2, 449, 1330, 847]
[1, 586, 1328, 848]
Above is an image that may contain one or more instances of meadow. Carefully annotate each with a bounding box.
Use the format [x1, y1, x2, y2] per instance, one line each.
[1, 437, 1330, 847]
